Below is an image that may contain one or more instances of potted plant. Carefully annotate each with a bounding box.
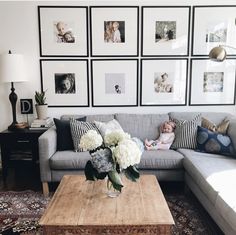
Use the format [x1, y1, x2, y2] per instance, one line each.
[35, 90, 48, 120]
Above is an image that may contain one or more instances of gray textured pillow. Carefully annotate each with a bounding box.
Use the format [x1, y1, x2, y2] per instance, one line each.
[171, 114, 202, 149]
[94, 119, 123, 137]
[70, 119, 100, 152]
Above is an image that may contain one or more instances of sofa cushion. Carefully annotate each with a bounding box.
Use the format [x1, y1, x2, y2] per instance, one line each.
[50, 151, 91, 170]
[215, 190, 236, 232]
[179, 148, 236, 203]
[61, 114, 114, 122]
[138, 150, 183, 169]
[196, 126, 235, 156]
[54, 117, 86, 151]
[115, 113, 169, 141]
[202, 117, 230, 134]
[171, 114, 201, 149]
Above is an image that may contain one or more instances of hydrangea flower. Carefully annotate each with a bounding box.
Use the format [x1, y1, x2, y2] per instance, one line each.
[79, 130, 103, 151]
[104, 130, 131, 147]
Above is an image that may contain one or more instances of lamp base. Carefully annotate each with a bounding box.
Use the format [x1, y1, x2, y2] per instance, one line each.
[8, 122, 18, 131]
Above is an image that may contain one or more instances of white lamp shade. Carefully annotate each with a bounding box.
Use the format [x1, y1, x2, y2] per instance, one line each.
[0, 53, 27, 83]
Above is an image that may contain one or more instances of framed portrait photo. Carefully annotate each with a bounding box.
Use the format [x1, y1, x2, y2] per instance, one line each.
[90, 6, 139, 57]
[140, 59, 188, 106]
[190, 59, 236, 105]
[40, 59, 89, 107]
[91, 59, 138, 107]
[192, 6, 236, 56]
[141, 6, 190, 56]
[38, 6, 88, 57]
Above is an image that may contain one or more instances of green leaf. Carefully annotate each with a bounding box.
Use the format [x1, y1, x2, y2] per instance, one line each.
[108, 170, 123, 192]
[124, 166, 140, 182]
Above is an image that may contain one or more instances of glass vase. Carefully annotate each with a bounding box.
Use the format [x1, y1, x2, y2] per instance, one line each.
[106, 178, 121, 198]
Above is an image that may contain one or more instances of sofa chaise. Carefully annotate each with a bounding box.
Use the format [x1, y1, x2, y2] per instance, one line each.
[39, 112, 236, 235]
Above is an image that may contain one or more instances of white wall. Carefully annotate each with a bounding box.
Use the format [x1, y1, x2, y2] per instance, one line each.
[0, 0, 236, 131]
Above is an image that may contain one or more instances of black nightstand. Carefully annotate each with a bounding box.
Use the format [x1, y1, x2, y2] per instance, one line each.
[0, 128, 47, 185]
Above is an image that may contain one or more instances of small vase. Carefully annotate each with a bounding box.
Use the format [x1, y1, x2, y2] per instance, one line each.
[106, 178, 121, 198]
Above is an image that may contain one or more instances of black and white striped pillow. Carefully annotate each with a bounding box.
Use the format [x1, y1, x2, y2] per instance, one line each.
[171, 114, 202, 150]
[70, 119, 100, 152]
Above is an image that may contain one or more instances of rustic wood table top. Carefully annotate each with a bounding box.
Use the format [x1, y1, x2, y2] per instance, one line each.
[39, 175, 174, 235]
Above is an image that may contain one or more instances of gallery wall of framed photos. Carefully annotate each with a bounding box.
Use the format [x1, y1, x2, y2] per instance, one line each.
[38, 4, 236, 108]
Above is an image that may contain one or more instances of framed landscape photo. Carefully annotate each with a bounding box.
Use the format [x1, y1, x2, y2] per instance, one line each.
[90, 6, 139, 57]
[91, 59, 138, 107]
[190, 58, 236, 105]
[192, 6, 236, 56]
[141, 59, 188, 106]
[40, 59, 89, 107]
[141, 6, 190, 56]
[38, 6, 88, 57]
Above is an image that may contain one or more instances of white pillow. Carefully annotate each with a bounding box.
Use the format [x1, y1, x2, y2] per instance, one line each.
[94, 119, 123, 137]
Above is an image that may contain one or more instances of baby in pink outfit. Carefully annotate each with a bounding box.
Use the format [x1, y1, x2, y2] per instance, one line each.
[145, 121, 176, 150]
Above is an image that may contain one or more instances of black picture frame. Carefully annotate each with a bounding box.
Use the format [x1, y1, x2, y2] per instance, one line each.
[91, 59, 139, 107]
[38, 6, 89, 57]
[140, 58, 188, 106]
[141, 6, 190, 57]
[189, 58, 236, 106]
[20, 99, 33, 114]
[192, 5, 236, 56]
[90, 6, 139, 57]
[40, 59, 89, 107]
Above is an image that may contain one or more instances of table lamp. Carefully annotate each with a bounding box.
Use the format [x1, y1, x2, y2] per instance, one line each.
[209, 45, 236, 62]
[0, 51, 27, 130]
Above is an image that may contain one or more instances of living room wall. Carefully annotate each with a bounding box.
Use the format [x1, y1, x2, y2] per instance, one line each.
[0, 0, 236, 132]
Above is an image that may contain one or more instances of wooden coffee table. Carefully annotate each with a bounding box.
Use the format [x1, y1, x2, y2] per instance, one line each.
[39, 175, 174, 235]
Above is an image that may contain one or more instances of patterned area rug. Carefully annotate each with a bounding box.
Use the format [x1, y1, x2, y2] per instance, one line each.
[0, 191, 223, 235]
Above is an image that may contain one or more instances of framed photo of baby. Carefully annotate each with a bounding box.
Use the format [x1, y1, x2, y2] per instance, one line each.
[141, 59, 188, 106]
[190, 58, 236, 105]
[90, 6, 139, 56]
[38, 6, 88, 56]
[40, 59, 89, 107]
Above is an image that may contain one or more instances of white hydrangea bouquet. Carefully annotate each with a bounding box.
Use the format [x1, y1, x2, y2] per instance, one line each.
[80, 129, 142, 193]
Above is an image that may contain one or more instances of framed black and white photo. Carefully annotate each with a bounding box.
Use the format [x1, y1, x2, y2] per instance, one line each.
[190, 58, 236, 105]
[91, 59, 138, 106]
[38, 6, 88, 57]
[90, 6, 139, 57]
[141, 59, 188, 106]
[192, 6, 236, 56]
[141, 6, 190, 56]
[40, 59, 89, 107]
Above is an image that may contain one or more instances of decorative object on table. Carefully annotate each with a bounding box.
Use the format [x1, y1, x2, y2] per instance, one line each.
[140, 58, 188, 106]
[141, 6, 190, 56]
[192, 6, 236, 56]
[90, 6, 139, 57]
[38, 6, 88, 57]
[0, 50, 27, 130]
[20, 99, 33, 127]
[40, 59, 89, 107]
[79, 129, 142, 197]
[189, 58, 236, 105]
[30, 117, 54, 130]
[209, 45, 236, 62]
[35, 90, 48, 120]
[91, 59, 138, 107]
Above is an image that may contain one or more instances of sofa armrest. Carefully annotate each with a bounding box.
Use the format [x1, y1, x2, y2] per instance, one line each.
[39, 126, 57, 182]
[227, 118, 236, 150]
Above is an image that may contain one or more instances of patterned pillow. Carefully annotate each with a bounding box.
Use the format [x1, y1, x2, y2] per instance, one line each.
[70, 119, 100, 152]
[171, 114, 201, 149]
[94, 119, 123, 137]
[196, 126, 235, 156]
[202, 117, 230, 134]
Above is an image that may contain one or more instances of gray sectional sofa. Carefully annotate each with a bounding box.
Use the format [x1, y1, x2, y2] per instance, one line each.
[39, 112, 236, 235]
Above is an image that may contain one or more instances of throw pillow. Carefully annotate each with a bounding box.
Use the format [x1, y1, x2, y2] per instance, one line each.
[70, 119, 100, 152]
[54, 117, 86, 151]
[94, 119, 123, 137]
[196, 126, 235, 156]
[171, 114, 202, 149]
[202, 117, 230, 134]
